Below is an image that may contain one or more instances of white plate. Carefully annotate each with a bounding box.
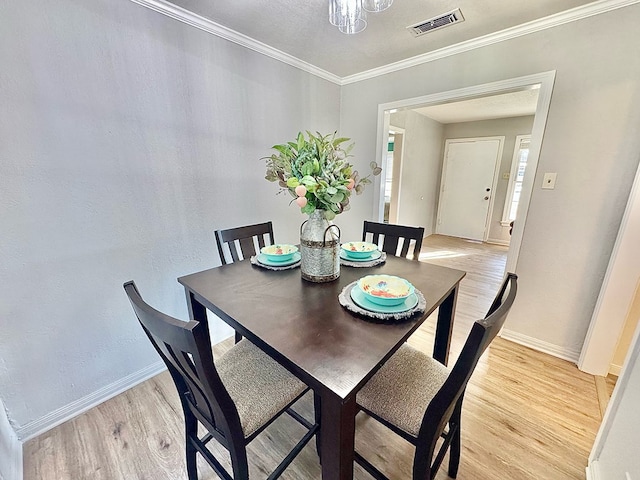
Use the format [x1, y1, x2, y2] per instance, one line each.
[350, 284, 418, 313]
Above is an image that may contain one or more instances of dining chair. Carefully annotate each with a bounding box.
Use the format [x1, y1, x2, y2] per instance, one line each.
[124, 281, 319, 480]
[362, 221, 425, 261]
[355, 273, 518, 480]
[215, 221, 275, 265]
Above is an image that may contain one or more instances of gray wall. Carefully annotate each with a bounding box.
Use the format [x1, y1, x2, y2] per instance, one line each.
[389, 111, 444, 234]
[0, 0, 340, 433]
[443, 116, 535, 244]
[341, 6, 640, 358]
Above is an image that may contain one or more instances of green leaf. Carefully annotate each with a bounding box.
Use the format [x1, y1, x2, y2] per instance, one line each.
[301, 162, 314, 176]
[301, 175, 318, 187]
[286, 177, 300, 188]
[326, 186, 338, 195]
[330, 192, 345, 203]
[301, 203, 315, 215]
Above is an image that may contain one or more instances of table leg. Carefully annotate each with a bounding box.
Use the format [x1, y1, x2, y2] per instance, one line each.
[434, 285, 459, 366]
[320, 390, 356, 480]
[184, 288, 211, 341]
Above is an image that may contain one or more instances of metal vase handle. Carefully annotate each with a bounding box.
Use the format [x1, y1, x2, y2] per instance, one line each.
[323, 224, 340, 247]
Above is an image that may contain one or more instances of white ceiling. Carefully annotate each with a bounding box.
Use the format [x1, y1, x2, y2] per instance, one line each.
[165, 0, 599, 77]
[413, 88, 540, 124]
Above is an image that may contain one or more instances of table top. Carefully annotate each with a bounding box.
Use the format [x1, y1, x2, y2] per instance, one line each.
[178, 256, 465, 400]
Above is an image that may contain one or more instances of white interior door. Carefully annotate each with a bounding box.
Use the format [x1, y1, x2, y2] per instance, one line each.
[436, 138, 502, 241]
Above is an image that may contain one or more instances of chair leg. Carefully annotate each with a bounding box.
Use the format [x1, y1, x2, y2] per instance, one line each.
[448, 400, 463, 478]
[184, 412, 198, 480]
[313, 391, 322, 462]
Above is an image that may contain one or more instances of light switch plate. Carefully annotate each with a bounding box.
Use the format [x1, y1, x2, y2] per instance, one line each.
[542, 172, 557, 189]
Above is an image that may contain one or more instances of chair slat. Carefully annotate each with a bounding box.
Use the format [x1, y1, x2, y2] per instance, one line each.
[363, 221, 425, 261]
[215, 221, 274, 265]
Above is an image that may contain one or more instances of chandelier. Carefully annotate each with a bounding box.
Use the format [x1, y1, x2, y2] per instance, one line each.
[329, 0, 394, 34]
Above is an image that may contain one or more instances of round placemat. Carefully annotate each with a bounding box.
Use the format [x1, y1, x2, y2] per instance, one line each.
[340, 251, 387, 268]
[250, 255, 301, 271]
[338, 282, 426, 323]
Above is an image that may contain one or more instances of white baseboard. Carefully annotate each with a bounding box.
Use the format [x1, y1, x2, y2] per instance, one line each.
[586, 460, 600, 480]
[15, 361, 166, 442]
[609, 363, 622, 376]
[486, 237, 510, 246]
[499, 329, 581, 363]
[0, 400, 22, 480]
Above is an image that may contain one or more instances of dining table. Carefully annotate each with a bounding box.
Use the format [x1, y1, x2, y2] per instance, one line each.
[178, 253, 466, 480]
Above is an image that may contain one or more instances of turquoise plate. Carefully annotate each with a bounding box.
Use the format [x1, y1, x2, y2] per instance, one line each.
[340, 249, 382, 262]
[257, 252, 301, 267]
[350, 284, 418, 313]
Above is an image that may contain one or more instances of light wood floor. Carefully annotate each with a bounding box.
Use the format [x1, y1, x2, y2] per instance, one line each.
[24, 235, 604, 479]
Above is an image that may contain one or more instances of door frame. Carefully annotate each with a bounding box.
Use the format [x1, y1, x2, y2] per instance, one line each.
[386, 126, 405, 224]
[436, 136, 505, 242]
[372, 71, 556, 273]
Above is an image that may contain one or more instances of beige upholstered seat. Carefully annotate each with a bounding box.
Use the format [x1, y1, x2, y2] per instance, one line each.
[357, 344, 450, 437]
[217, 339, 307, 437]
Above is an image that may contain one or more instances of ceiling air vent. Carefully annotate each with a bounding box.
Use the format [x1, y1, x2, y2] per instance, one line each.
[407, 8, 464, 37]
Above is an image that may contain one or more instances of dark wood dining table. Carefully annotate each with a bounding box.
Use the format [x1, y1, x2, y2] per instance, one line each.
[178, 254, 465, 480]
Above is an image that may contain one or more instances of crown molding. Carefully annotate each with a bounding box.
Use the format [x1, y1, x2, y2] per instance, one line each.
[128, 0, 342, 85]
[341, 0, 640, 84]
[130, 0, 639, 86]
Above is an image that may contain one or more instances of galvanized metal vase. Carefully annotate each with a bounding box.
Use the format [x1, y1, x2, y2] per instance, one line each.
[300, 210, 341, 283]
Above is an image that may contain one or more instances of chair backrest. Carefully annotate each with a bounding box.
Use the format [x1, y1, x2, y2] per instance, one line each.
[123, 281, 244, 446]
[215, 221, 275, 265]
[415, 273, 518, 470]
[362, 221, 425, 260]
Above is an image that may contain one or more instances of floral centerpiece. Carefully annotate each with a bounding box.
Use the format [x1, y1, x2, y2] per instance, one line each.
[264, 131, 381, 220]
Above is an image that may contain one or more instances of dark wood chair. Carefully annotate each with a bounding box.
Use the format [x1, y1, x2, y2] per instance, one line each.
[124, 281, 319, 480]
[362, 221, 425, 261]
[215, 221, 275, 265]
[354, 273, 518, 480]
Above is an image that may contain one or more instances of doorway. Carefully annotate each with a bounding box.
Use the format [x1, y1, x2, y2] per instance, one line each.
[372, 71, 556, 274]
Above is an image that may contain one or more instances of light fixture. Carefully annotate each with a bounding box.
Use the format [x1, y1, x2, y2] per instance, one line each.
[329, 0, 393, 34]
[363, 0, 393, 13]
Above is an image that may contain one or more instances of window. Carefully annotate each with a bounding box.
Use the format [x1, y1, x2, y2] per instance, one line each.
[502, 135, 531, 225]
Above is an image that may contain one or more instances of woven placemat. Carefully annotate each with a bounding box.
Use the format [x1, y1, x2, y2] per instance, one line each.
[338, 282, 426, 323]
[340, 251, 387, 268]
[250, 256, 301, 271]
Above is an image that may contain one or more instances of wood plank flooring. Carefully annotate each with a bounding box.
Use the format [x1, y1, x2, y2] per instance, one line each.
[23, 235, 603, 479]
